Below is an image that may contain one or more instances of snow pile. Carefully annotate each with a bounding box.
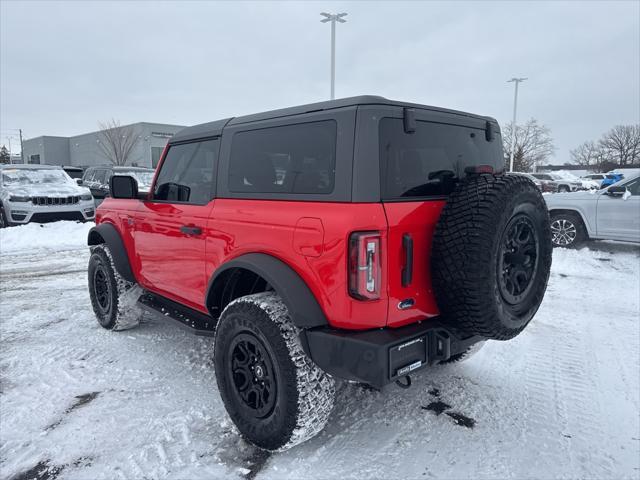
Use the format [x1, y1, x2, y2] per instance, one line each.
[553, 169, 580, 180]
[0, 221, 94, 255]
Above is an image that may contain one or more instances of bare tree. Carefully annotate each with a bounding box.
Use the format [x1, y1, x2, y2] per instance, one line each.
[97, 119, 141, 166]
[0, 145, 10, 164]
[570, 140, 604, 167]
[503, 118, 555, 172]
[598, 124, 640, 167]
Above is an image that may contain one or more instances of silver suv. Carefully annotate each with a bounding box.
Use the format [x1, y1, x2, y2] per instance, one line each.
[545, 173, 640, 247]
[0, 164, 95, 227]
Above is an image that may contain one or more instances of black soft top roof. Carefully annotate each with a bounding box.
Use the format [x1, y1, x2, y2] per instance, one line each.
[170, 95, 496, 143]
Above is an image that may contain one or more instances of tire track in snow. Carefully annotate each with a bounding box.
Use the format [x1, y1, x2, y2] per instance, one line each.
[520, 306, 615, 477]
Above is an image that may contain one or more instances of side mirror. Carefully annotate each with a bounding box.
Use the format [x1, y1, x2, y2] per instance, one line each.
[110, 175, 138, 199]
[155, 182, 191, 202]
[75, 178, 83, 186]
[607, 185, 626, 197]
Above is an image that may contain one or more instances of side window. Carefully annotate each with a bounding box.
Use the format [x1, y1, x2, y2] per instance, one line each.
[379, 118, 503, 199]
[624, 178, 640, 196]
[93, 169, 106, 186]
[83, 169, 95, 184]
[228, 120, 337, 195]
[153, 139, 219, 204]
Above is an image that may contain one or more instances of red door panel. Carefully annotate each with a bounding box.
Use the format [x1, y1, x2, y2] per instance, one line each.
[134, 201, 214, 312]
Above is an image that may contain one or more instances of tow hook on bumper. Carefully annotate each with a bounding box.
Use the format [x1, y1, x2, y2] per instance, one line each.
[395, 376, 412, 389]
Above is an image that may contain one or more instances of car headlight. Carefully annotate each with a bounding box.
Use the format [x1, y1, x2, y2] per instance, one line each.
[80, 193, 93, 201]
[9, 195, 30, 202]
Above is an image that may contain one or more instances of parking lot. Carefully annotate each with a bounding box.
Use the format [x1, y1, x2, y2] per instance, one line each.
[1, 221, 638, 480]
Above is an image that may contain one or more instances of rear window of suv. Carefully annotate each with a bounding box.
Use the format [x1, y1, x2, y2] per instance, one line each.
[379, 118, 503, 199]
[228, 120, 337, 195]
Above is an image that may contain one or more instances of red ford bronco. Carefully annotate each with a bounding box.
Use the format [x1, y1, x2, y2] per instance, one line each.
[87, 96, 552, 451]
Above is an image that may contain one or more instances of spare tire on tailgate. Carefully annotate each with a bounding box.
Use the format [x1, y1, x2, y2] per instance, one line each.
[431, 174, 552, 340]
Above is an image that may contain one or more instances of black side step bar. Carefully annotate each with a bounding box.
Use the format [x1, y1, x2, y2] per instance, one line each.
[138, 292, 216, 336]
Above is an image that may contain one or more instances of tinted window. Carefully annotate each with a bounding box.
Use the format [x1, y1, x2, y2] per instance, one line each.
[228, 121, 336, 195]
[83, 169, 95, 183]
[153, 139, 218, 204]
[93, 169, 107, 185]
[379, 118, 503, 199]
[624, 178, 640, 195]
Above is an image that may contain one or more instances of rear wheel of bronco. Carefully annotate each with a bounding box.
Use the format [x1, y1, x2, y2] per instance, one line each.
[88, 244, 142, 331]
[431, 174, 552, 341]
[214, 292, 335, 451]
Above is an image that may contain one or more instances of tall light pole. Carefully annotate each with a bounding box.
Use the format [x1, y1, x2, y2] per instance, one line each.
[320, 12, 347, 100]
[507, 77, 527, 172]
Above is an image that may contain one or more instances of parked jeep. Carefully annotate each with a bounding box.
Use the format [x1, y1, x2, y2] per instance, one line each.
[1, 164, 95, 227]
[86, 96, 552, 451]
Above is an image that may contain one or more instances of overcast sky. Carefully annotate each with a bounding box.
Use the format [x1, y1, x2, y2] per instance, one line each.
[1, 0, 639, 163]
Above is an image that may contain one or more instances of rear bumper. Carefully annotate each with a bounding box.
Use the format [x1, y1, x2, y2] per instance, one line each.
[301, 319, 482, 389]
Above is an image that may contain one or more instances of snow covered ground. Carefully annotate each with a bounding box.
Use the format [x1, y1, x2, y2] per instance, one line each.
[1, 222, 639, 480]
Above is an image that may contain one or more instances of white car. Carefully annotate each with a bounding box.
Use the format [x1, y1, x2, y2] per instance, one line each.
[582, 173, 606, 187]
[0, 164, 95, 227]
[544, 173, 640, 247]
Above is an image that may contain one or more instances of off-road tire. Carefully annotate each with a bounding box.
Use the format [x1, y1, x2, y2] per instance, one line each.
[440, 341, 486, 364]
[88, 244, 142, 331]
[431, 174, 552, 341]
[214, 292, 335, 451]
[550, 211, 587, 248]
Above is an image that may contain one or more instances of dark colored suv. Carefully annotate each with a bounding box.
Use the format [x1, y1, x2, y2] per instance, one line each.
[86, 96, 552, 451]
[81, 165, 155, 205]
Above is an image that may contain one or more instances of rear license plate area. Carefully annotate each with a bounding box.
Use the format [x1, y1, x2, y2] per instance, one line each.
[389, 335, 427, 380]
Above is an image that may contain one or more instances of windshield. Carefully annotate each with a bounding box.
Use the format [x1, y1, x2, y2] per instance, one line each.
[121, 170, 154, 189]
[1, 168, 74, 186]
[549, 173, 565, 181]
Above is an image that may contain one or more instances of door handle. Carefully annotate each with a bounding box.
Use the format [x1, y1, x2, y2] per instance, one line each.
[180, 225, 202, 236]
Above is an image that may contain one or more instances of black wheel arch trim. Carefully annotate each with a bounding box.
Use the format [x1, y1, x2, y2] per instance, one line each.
[87, 223, 136, 283]
[206, 253, 328, 329]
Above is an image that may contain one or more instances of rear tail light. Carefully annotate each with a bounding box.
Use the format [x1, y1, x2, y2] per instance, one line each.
[348, 231, 381, 300]
[464, 164, 495, 175]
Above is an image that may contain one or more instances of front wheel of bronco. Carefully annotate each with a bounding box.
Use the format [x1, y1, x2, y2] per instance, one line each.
[88, 244, 142, 331]
[214, 292, 335, 451]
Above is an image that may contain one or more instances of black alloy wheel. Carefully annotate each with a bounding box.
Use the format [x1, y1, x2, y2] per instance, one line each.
[227, 333, 277, 418]
[497, 214, 540, 305]
[92, 266, 112, 315]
